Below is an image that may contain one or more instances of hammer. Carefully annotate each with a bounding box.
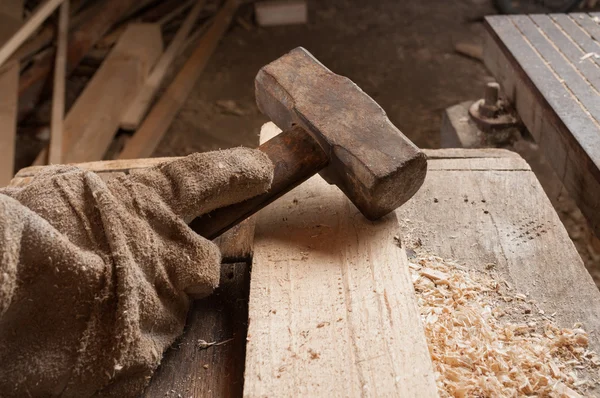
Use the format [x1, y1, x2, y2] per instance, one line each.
[191, 47, 427, 239]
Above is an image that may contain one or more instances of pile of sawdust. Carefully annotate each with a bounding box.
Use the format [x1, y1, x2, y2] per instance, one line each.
[409, 254, 600, 397]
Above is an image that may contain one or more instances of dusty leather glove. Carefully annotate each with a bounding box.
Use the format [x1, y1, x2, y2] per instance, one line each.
[0, 148, 273, 397]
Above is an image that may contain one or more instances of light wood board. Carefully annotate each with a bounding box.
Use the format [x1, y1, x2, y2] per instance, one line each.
[245, 127, 438, 396]
[0, 0, 22, 186]
[34, 23, 163, 165]
[396, 149, 600, 352]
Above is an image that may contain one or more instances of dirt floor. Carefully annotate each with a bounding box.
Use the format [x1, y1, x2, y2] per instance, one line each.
[154, 0, 496, 155]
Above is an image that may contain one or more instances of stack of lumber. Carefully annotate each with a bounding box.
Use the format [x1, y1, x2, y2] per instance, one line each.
[0, 0, 242, 185]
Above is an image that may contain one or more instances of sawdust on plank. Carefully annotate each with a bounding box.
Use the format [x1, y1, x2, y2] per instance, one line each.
[410, 253, 600, 397]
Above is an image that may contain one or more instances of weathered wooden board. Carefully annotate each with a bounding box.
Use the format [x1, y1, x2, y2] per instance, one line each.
[396, 149, 600, 352]
[245, 169, 437, 394]
[484, 14, 600, 236]
[0, 0, 22, 186]
[143, 262, 250, 397]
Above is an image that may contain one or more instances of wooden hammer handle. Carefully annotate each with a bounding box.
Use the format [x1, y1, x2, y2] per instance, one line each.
[190, 126, 328, 240]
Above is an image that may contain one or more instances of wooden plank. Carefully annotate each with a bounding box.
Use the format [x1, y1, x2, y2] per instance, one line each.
[484, 15, 600, 236]
[245, 126, 437, 397]
[33, 23, 163, 165]
[48, 0, 69, 164]
[423, 147, 521, 159]
[144, 262, 250, 397]
[0, 1, 22, 186]
[120, 0, 206, 131]
[395, 150, 600, 351]
[214, 219, 256, 263]
[571, 13, 600, 44]
[0, 0, 63, 68]
[550, 14, 600, 70]
[118, 0, 239, 160]
[16, 157, 178, 177]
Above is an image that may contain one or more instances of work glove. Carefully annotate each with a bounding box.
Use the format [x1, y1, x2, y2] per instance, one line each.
[0, 148, 273, 397]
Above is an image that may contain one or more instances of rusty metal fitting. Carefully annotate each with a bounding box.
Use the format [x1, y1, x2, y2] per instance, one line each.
[469, 82, 519, 134]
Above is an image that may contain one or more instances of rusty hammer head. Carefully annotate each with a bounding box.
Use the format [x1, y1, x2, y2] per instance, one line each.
[255, 47, 427, 220]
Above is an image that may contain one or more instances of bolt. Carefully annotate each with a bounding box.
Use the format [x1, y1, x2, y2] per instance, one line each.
[484, 82, 500, 107]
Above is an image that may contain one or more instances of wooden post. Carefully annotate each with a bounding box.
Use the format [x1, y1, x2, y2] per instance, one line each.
[48, 0, 69, 164]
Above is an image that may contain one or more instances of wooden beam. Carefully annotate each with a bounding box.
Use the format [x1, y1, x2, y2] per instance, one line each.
[34, 23, 163, 165]
[243, 125, 437, 396]
[120, 0, 206, 131]
[48, 0, 69, 164]
[118, 0, 239, 159]
[0, 1, 22, 186]
[0, 0, 64, 68]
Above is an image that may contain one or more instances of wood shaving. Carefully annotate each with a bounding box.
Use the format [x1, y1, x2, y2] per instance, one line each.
[410, 253, 600, 397]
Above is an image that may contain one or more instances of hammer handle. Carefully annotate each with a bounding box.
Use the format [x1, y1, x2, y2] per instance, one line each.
[190, 126, 329, 240]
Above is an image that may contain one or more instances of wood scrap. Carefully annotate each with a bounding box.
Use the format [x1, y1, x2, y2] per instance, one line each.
[0, 1, 22, 186]
[255, 0, 307, 27]
[0, 0, 64, 68]
[17, 0, 139, 120]
[118, 0, 239, 159]
[120, 0, 206, 131]
[34, 23, 163, 165]
[48, 0, 69, 164]
[454, 41, 483, 61]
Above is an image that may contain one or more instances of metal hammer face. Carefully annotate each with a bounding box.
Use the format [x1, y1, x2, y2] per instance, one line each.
[191, 48, 427, 239]
[255, 47, 427, 220]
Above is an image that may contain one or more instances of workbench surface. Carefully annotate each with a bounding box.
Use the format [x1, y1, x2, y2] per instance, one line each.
[484, 13, 600, 237]
[154, 148, 600, 396]
[11, 148, 600, 396]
